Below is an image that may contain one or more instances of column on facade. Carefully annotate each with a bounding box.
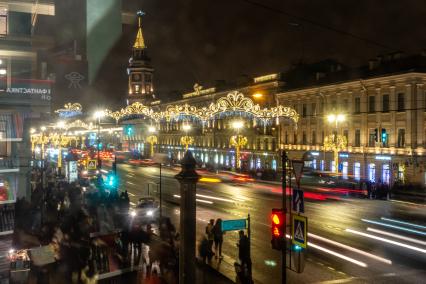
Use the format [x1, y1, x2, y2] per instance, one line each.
[389, 86, 396, 147]
[405, 83, 413, 148]
[416, 84, 424, 148]
[347, 90, 354, 147]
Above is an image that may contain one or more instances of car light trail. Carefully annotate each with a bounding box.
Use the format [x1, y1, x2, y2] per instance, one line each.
[196, 194, 234, 203]
[380, 217, 426, 230]
[309, 242, 368, 267]
[361, 219, 426, 236]
[199, 177, 221, 183]
[346, 228, 426, 254]
[285, 234, 367, 267]
[308, 233, 392, 264]
[366, 227, 426, 246]
[173, 194, 213, 204]
[101, 169, 108, 174]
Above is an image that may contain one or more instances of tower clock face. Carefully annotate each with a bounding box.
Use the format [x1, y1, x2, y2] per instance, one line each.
[132, 73, 141, 81]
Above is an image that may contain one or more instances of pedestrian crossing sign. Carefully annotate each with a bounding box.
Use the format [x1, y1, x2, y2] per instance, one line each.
[88, 160, 97, 170]
[292, 214, 308, 249]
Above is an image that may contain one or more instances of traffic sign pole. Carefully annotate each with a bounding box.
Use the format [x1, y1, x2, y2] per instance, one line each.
[281, 150, 287, 284]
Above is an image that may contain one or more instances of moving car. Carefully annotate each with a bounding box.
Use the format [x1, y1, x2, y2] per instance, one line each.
[129, 197, 159, 222]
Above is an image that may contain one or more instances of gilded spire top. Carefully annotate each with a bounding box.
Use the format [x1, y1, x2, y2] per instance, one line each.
[133, 10, 146, 49]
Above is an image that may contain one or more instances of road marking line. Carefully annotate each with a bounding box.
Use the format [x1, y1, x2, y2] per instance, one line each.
[367, 227, 426, 246]
[126, 181, 136, 185]
[308, 232, 392, 264]
[390, 199, 425, 207]
[128, 192, 135, 197]
[346, 228, 426, 254]
[130, 202, 136, 206]
[380, 217, 426, 230]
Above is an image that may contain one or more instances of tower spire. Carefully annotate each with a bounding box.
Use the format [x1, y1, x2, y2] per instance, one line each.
[133, 10, 146, 49]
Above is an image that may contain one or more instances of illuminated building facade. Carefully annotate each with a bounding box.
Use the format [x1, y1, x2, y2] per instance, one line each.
[278, 54, 426, 185]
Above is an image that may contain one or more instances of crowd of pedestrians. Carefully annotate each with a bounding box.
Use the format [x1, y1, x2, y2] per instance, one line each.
[14, 166, 182, 283]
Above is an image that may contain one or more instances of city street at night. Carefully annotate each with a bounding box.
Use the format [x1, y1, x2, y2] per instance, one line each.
[2, 1, 426, 283]
[112, 162, 426, 283]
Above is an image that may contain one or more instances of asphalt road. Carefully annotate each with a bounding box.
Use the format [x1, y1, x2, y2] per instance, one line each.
[110, 163, 426, 284]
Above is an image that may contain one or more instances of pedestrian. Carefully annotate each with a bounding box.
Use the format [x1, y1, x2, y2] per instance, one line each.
[205, 219, 214, 252]
[237, 230, 251, 276]
[198, 236, 210, 263]
[213, 218, 223, 259]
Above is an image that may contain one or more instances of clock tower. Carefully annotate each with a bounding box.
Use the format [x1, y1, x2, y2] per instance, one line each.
[127, 11, 155, 105]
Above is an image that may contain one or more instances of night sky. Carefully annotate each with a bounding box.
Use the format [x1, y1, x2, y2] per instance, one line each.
[93, 0, 426, 107]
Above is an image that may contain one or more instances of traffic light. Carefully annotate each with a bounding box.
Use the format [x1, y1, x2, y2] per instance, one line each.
[381, 128, 387, 144]
[125, 125, 134, 136]
[374, 128, 379, 142]
[104, 172, 117, 189]
[271, 208, 285, 250]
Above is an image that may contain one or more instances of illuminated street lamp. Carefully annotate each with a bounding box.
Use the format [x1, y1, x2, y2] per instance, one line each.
[230, 120, 247, 170]
[180, 123, 194, 152]
[93, 110, 105, 169]
[146, 126, 157, 158]
[325, 113, 347, 173]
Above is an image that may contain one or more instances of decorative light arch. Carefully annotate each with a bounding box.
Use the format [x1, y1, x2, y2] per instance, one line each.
[104, 91, 299, 125]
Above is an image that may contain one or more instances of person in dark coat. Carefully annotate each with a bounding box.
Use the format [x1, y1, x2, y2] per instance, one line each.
[213, 218, 223, 259]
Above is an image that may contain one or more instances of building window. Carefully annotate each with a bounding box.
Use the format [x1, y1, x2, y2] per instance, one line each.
[354, 97, 361, 114]
[320, 102, 324, 114]
[331, 100, 337, 111]
[293, 133, 297, 144]
[382, 94, 389, 112]
[285, 131, 288, 144]
[397, 93, 405, 112]
[320, 160, 325, 171]
[342, 161, 348, 179]
[312, 130, 316, 145]
[343, 99, 348, 110]
[368, 96, 375, 113]
[397, 129, 405, 148]
[369, 129, 376, 147]
[331, 161, 336, 172]
[355, 129, 361, 147]
[302, 104, 307, 118]
[302, 131, 307, 144]
[343, 129, 348, 142]
[354, 162, 361, 181]
[311, 103, 316, 116]
[368, 163, 376, 182]
[321, 131, 324, 144]
[382, 164, 390, 184]
[0, 9, 7, 36]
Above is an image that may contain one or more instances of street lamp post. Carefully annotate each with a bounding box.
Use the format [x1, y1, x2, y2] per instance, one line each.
[94, 110, 105, 170]
[325, 113, 347, 174]
[181, 124, 194, 152]
[147, 126, 157, 158]
[230, 120, 247, 170]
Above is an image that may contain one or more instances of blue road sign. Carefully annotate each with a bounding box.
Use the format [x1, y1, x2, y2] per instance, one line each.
[292, 214, 308, 249]
[292, 188, 304, 213]
[222, 219, 247, 232]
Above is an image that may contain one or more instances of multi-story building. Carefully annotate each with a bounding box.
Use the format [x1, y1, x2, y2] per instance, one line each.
[0, 0, 54, 279]
[278, 53, 426, 185]
[124, 53, 426, 185]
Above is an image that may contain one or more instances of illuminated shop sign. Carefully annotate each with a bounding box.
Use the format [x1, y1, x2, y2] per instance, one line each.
[375, 155, 391, 161]
[310, 151, 320, 156]
[339, 153, 349, 158]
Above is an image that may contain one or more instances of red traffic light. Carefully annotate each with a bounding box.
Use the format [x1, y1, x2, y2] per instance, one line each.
[271, 208, 284, 250]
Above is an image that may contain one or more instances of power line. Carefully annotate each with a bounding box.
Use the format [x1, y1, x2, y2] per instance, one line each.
[240, 0, 394, 51]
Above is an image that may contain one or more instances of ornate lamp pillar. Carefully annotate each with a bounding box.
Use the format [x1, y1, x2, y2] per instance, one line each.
[174, 151, 199, 284]
[230, 134, 248, 169]
[180, 135, 194, 152]
[230, 120, 247, 170]
[324, 134, 347, 174]
[146, 135, 157, 158]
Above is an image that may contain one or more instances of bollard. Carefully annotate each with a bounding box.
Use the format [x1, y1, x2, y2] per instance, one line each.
[175, 151, 199, 284]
